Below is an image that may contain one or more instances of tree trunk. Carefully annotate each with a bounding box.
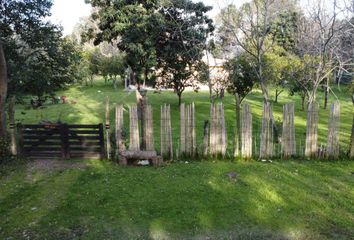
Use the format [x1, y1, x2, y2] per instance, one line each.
[324, 77, 329, 109]
[234, 93, 241, 157]
[275, 89, 283, 103]
[136, 89, 146, 150]
[350, 113, 354, 159]
[350, 98, 354, 159]
[0, 43, 8, 139]
[113, 76, 117, 89]
[178, 93, 182, 106]
[301, 95, 305, 111]
[90, 75, 94, 86]
[143, 68, 148, 88]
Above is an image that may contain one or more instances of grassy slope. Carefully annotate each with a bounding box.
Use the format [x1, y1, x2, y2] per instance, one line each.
[14, 80, 353, 156]
[0, 160, 353, 239]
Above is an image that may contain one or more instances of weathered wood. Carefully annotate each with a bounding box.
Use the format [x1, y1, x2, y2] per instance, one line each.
[129, 105, 140, 151]
[161, 104, 173, 159]
[144, 105, 154, 151]
[220, 103, 227, 157]
[60, 124, 69, 159]
[98, 123, 105, 159]
[241, 104, 252, 159]
[203, 120, 209, 156]
[17, 123, 105, 159]
[350, 113, 354, 159]
[119, 150, 162, 166]
[105, 97, 111, 159]
[209, 103, 227, 157]
[180, 103, 185, 154]
[234, 93, 241, 157]
[326, 101, 340, 159]
[282, 103, 296, 158]
[260, 102, 273, 159]
[180, 103, 196, 157]
[305, 102, 319, 158]
[115, 104, 125, 153]
[8, 96, 16, 155]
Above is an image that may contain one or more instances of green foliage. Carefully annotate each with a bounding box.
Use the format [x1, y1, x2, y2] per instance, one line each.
[100, 53, 126, 88]
[156, 0, 214, 104]
[86, 0, 161, 84]
[271, 11, 300, 52]
[224, 54, 256, 102]
[1, 0, 83, 99]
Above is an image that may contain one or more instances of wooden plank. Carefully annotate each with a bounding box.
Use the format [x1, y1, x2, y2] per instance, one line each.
[69, 141, 101, 147]
[23, 141, 61, 146]
[70, 147, 101, 152]
[23, 147, 62, 152]
[21, 124, 60, 129]
[68, 136, 101, 140]
[68, 130, 100, 134]
[23, 135, 62, 140]
[68, 124, 100, 128]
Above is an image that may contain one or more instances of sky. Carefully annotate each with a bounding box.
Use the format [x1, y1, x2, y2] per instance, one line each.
[49, 0, 334, 36]
[49, 0, 255, 35]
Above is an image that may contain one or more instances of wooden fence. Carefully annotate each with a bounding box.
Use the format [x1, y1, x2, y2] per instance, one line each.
[111, 101, 349, 161]
[17, 123, 105, 159]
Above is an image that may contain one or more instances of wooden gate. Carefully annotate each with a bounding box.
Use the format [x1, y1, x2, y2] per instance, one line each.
[17, 123, 105, 159]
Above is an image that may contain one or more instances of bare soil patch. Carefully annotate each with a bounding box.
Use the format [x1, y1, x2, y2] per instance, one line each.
[27, 159, 88, 171]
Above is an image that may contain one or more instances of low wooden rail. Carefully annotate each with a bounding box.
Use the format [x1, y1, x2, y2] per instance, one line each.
[17, 123, 105, 159]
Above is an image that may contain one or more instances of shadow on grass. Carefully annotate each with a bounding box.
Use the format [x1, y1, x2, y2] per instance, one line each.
[1, 160, 353, 239]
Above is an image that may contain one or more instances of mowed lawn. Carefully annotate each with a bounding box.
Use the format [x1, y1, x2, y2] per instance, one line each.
[0, 159, 353, 239]
[14, 79, 353, 156]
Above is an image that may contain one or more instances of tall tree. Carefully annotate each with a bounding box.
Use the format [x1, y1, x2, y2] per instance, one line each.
[217, 0, 298, 102]
[224, 54, 256, 157]
[0, 44, 7, 138]
[85, 0, 160, 88]
[0, 0, 53, 137]
[156, 0, 214, 105]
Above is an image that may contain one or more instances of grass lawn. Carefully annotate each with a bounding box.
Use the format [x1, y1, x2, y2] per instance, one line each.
[14, 79, 353, 157]
[3, 80, 353, 239]
[0, 159, 353, 239]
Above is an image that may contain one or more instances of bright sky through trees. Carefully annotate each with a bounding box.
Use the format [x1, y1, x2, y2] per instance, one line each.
[49, 0, 344, 36]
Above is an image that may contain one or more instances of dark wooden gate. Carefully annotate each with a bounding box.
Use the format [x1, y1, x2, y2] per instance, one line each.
[17, 123, 105, 159]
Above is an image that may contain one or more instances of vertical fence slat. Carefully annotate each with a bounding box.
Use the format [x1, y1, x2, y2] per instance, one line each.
[305, 102, 319, 158]
[241, 104, 252, 159]
[327, 101, 340, 159]
[129, 105, 140, 151]
[260, 102, 273, 159]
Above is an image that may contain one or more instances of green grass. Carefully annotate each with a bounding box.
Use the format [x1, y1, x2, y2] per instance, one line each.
[0, 159, 353, 239]
[4, 80, 354, 239]
[14, 79, 353, 156]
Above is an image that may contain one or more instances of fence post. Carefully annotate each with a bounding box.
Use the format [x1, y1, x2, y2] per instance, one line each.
[203, 120, 209, 157]
[327, 101, 340, 159]
[241, 104, 252, 160]
[105, 97, 111, 159]
[98, 123, 105, 159]
[16, 123, 23, 157]
[260, 102, 273, 159]
[129, 105, 140, 151]
[282, 103, 296, 159]
[115, 104, 125, 153]
[60, 123, 69, 159]
[8, 96, 16, 155]
[305, 102, 319, 158]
